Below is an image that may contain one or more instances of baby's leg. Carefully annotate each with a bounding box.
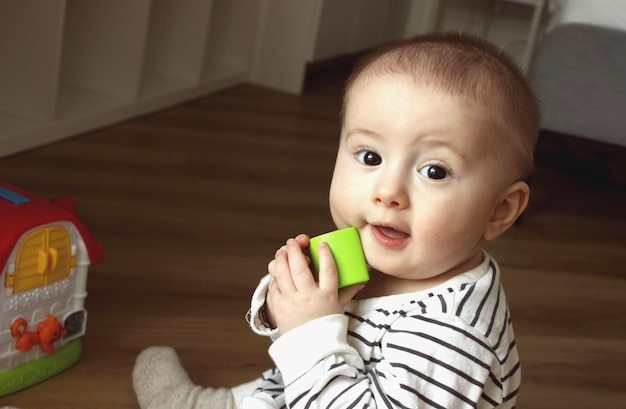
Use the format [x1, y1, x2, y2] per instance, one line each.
[132, 347, 235, 409]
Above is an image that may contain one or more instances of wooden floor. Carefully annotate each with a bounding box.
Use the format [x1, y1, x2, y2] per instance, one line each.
[1, 65, 625, 408]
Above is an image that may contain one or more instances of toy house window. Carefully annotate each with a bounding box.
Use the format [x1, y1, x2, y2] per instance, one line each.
[6, 225, 74, 294]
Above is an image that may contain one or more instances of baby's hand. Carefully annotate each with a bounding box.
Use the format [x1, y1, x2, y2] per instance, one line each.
[266, 234, 363, 334]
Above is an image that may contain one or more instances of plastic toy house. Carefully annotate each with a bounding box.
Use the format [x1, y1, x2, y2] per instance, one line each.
[0, 182, 103, 396]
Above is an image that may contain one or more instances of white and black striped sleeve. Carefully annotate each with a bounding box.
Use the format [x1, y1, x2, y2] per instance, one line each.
[268, 312, 511, 408]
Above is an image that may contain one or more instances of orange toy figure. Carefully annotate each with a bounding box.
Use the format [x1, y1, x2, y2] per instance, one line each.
[11, 315, 67, 354]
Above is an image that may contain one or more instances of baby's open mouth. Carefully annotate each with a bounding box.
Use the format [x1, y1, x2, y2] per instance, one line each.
[376, 225, 409, 239]
[371, 225, 410, 248]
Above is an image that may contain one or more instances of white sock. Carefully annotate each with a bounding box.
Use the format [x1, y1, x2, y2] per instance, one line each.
[132, 346, 235, 409]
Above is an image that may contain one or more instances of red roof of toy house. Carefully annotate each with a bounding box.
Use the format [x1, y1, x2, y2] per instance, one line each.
[0, 182, 103, 270]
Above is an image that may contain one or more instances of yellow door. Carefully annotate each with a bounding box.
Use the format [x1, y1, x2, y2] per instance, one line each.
[9, 225, 73, 294]
[46, 226, 73, 284]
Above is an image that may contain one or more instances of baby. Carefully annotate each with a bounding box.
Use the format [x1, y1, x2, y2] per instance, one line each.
[133, 32, 539, 408]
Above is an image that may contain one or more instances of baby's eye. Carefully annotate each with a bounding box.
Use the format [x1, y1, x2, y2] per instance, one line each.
[356, 150, 382, 166]
[419, 164, 449, 180]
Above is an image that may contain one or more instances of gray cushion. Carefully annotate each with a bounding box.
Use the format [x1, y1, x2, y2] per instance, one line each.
[529, 23, 626, 147]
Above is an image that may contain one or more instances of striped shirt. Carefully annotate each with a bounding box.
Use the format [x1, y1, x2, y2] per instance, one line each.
[247, 252, 520, 408]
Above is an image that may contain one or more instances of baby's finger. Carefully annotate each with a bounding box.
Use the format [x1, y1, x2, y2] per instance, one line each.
[272, 249, 296, 293]
[294, 234, 310, 249]
[315, 241, 339, 293]
[286, 239, 316, 291]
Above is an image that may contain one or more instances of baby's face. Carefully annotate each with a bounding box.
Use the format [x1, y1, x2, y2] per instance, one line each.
[329, 74, 511, 290]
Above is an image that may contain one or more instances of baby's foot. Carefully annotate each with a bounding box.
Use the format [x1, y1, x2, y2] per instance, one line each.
[133, 346, 234, 409]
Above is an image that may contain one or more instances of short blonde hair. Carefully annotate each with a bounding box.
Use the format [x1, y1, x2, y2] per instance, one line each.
[342, 33, 540, 180]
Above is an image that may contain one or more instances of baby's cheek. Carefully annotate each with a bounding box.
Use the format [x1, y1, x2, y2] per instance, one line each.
[329, 204, 348, 229]
[419, 211, 480, 252]
[328, 190, 347, 224]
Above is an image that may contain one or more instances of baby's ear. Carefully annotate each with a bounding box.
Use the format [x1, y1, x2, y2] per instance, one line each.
[484, 181, 530, 241]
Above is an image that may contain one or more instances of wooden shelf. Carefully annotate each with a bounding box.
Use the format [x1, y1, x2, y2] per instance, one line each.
[0, 1, 65, 122]
[0, 0, 432, 157]
[0, 0, 258, 158]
